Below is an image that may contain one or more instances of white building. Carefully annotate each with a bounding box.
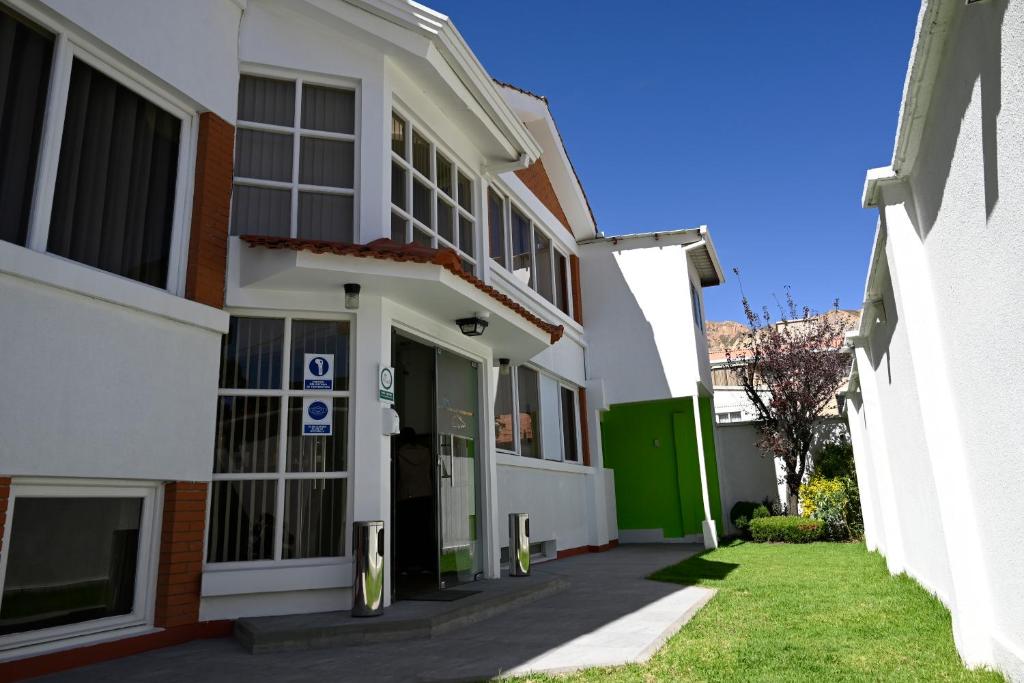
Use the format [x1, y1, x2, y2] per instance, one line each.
[0, 0, 725, 674]
[846, 0, 1023, 678]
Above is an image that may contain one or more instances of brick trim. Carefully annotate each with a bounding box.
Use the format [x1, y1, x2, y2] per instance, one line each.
[513, 159, 572, 237]
[0, 476, 10, 556]
[555, 539, 619, 560]
[185, 112, 234, 309]
[569, 254, 583, 325]
[578, 388, 591, 467]
[154, 482, 207, 629]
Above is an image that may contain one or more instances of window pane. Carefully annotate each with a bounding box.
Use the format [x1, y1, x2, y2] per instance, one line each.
[437, 197, 454, 244]
[435, 152, 452, 196]
[0, 8, 52, 246]
[494, 367, 514, 451]
[561, 387, 579, 462]
[301, 84, 354, 134]
[299, 137, 353, 188]
[298, 192, 353, 242]
[517, 366, 541, 458]
[459, 215, 474, 258]
[391, 114, 406, 157]
[214, 396, 281, 473]
[49, 59, 180, 288]
[284, 479, 346, 559]
[289, 319, 350, 390]
[287, 397, 348, 471]
[539, 374, 562, 461]
[0, 497, 141, 636]
[219, 317, 284, 389]
[555, 252, 569, 314]
[413, 226, 432, 248]
[230, 185, 291, 237]
[207, 480, 276, 562]
[488, 189, 505, 265]
[412, 178, 431, 227]
[535, 231, 553, 302]
[234, 129, 292, 182]
[391, 211, 408, 244]
[460, 256, 474, 275]
[457, 172, 472, 213]
[510, 207, 532, 287]
[411, 130, 430, 177]
[238, 75, 294, 126]
[391, 161, 406, 209]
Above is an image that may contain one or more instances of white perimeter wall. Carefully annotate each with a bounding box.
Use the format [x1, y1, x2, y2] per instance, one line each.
[714, 423, 780, 535]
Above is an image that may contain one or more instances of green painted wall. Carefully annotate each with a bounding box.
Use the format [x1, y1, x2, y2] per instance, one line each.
[601, 396, 724, 539]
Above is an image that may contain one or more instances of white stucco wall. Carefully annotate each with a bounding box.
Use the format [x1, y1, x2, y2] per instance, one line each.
[714, 423, 780, 535]
[496, 457, 593, 553]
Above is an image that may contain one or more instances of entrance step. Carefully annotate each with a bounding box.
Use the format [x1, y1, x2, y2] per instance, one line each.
[234, 573, 568, 654]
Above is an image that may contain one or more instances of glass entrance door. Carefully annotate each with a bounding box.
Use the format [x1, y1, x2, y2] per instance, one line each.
[434, 348, 481, 587]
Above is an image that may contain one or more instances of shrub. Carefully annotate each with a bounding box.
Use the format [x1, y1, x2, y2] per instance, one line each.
[750, 516, 823, 543]
[734, 515, 750, 534]
[814, 438, 855, 479]
[800, 476, 862, 540]
[752, 504, 770, 520]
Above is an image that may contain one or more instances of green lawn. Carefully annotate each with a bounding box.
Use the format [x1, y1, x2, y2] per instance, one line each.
[531, 541, 1003, 682]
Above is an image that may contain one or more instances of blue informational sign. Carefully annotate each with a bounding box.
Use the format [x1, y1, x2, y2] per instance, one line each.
[303, 353, 334, 391]
[302, 398, 332, 436]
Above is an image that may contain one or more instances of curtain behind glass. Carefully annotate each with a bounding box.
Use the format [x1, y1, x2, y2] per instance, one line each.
[48, 59, 180, 288]
[0, 8, 52, 246]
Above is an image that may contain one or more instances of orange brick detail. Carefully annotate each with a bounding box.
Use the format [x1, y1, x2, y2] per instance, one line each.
[185, 112, 234, 309]
[569, 254, 584, 325]
[0, 477, 10, 556]
[578, 388, 591, 467]
[154, 482, 208, 629]
[514, 159, 572, 237]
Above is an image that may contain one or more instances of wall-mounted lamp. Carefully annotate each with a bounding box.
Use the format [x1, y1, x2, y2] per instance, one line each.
[456, 316, 488, 337]
[344, 283, 361, 310]
[498, 358, 511, 376]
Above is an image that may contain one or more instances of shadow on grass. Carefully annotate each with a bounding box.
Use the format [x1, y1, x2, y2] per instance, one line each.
[647, 543, 740, 587]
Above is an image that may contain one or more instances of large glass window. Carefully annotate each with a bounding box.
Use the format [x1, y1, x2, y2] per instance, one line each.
[691, 282, 704, 332]
[390, 112, 476, 273]
[232, 75, 356, 243]
[209, 316, 350, 564]
[494, 363, 582, 464]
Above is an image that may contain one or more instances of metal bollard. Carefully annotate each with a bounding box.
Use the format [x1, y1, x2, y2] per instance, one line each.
[508, 512, 530, 577]
[351, 520, 385, 617]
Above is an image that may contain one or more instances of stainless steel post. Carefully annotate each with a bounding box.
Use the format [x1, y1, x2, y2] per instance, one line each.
[508, 512, 530, 577]
[351, 520, 385, 617]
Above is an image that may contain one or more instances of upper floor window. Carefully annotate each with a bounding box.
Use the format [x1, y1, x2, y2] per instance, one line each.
[231, 75, 356, 243]
[691, 282, 704, 332]
[390, 112, 476, 273]
[0, 5, 190, 290]
[494, 363, 581, 463]
[490, 191, 571, 317]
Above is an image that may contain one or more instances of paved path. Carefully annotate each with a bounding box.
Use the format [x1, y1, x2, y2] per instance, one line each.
[40, 544, 712, 682]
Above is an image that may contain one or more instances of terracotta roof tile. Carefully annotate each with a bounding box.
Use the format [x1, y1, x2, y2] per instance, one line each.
[240, 235, 565, 344]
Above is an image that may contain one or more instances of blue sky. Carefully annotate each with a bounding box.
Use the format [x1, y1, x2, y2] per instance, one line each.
[427, 1, 922, 322]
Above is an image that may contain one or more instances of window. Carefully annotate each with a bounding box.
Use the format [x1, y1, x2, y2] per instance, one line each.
[489, 190, 573, 315]
[716, 411, 743, 424]
[232, 75, 356, 243]
[493, 363, 581, 463]
[0, 480, 158, 647]
[691, 283, 704, 332]
[209, 316, 351, 564]
[0, 6, 191, 291]
[390, 112, 476, 272]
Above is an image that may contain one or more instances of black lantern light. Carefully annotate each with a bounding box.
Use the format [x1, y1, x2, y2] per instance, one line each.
[456, 316, 489, 337]
[343, 283, 361, 310]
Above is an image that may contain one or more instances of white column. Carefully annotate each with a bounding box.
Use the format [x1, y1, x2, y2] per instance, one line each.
[844, 391, 884, 552]
[691, 393, 718, 549]
[481, 364, 501, 578]
[880, 189, 994, 666]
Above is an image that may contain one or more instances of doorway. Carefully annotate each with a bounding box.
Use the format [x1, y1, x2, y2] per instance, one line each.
[391, 331, 482, 599]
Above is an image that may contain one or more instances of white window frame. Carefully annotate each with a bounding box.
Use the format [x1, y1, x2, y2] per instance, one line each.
[8, 0, 198, 297]
[691, 282, 705, 332]
[487, 187, 574, 319]
[557, 381, 583, 463]
[233, 67, 360, 243]
[389, 105, 478, 271]
[493, 363, 583, 465]
[206, 311, 355, 572]
[0, 477, 161, 652]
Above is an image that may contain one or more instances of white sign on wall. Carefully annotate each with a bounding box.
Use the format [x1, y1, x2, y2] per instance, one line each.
[378, 365, 395, 403]
[302, 397, 332, 436]
[303, 353, 334, 391]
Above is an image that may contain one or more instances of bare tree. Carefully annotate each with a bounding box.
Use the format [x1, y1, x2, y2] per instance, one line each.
[726, 282, 851, 512]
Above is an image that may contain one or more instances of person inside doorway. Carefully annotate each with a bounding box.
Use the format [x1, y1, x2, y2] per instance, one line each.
[395, 427, 433, 578]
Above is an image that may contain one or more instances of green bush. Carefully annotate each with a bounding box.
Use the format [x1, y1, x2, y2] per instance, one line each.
[752, 504, 770, 520]
[750, 516, 823, 543]
[730, 501, 760, 529]
[814, 438, 855, 479]
[734, 515, 751, 534]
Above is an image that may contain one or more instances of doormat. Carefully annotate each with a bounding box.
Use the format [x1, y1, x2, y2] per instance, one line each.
[401, 589, 480, 602]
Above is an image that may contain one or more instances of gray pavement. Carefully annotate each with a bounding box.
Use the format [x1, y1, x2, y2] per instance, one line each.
[39, 544, 712, 682]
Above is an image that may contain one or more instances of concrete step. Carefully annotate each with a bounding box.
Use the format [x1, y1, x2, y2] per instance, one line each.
[234, 572, 568, 654]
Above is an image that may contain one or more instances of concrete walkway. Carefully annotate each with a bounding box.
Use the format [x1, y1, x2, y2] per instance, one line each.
[40, 545, 712, 682]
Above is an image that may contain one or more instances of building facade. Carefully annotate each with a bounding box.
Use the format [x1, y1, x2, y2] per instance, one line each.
[846, 0, 1023, 678]
[0, 0, 724, 674]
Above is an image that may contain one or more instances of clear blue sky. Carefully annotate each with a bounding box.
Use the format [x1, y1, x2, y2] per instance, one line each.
[426, 0, 922, 322]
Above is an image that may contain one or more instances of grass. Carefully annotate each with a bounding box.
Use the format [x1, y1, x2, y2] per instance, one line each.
[522, 541, 1003, 682]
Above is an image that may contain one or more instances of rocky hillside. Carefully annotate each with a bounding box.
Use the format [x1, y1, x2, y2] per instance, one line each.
[706, 309, 860, 355]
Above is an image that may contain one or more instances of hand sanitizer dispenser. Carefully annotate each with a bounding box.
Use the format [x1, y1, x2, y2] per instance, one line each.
[382, 406, 400, 436]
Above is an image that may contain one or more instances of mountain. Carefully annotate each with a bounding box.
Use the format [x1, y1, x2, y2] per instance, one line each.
[706, 309, 861, 356]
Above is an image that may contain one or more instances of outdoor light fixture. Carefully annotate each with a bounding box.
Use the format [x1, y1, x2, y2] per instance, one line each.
[498, 358, 511, 376]
[456, 316, 489, 337]
[344, 283, 361, 310]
